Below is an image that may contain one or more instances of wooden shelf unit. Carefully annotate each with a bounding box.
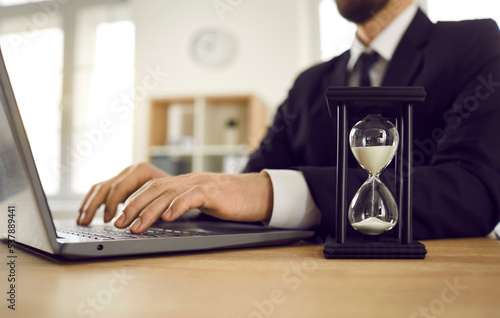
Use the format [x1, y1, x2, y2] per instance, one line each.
[149, 94, 266, 173]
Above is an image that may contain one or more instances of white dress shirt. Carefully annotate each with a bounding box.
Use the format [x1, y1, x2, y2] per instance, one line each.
[263, 3, 419, 229]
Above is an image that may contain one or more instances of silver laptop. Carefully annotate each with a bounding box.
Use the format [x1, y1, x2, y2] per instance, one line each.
[0, 48, 314, 260]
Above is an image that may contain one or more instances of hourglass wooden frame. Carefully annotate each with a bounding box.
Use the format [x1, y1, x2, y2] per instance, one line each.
[324, 87, 427, 259]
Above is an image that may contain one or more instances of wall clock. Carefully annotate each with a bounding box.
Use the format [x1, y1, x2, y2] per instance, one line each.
[190, 28, 235, 68]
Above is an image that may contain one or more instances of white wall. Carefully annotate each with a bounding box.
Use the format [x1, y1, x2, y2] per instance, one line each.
[131, 0, 322, 161]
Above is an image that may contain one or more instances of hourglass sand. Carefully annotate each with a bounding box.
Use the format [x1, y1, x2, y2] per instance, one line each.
[349, 114, 399, 236]
[323, 87, 427, 259]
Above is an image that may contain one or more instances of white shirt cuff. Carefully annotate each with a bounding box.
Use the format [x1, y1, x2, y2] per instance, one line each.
[263, 169, 321, 229]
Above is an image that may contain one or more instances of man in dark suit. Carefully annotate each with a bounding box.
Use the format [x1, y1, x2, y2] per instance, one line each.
[244, 0, 500, 239]
[78, 0, 500, 240]
[245, 0, 500, 239]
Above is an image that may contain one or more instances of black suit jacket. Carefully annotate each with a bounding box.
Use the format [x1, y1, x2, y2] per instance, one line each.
[245, 9, 500, 240]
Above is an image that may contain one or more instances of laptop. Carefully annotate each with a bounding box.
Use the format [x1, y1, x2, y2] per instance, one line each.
[0, 48, 314, 260]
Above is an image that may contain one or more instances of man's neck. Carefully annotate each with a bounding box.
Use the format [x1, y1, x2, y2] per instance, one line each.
[356, 0, 413, 46]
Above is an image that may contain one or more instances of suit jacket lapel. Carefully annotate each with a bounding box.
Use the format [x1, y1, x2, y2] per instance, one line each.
[323, 51, 350, 88]
[382, 9, 434, 86]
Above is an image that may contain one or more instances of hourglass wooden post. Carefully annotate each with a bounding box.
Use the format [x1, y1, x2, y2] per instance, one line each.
[324, 87, 427, 259]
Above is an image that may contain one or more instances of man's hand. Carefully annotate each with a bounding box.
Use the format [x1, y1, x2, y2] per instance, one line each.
[77, 162, 273, 233]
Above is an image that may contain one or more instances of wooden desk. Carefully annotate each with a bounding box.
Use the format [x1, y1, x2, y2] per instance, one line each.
[1, 237, 499, 318]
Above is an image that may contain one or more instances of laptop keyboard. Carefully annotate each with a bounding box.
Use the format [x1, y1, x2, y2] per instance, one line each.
[56, 224, 207, 241]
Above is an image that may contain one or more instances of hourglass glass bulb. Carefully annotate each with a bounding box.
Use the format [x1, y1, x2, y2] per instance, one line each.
[349, 114, 399, 176]
[348, 114, 399, 235]
[349, 178, 398, 235]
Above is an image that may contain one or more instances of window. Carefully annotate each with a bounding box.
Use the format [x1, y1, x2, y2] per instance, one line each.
[318, 0, 356, 61]
[0, 0, 134, 207]
[71, 5, 134, 194]
[0, 22, 63, 195]
[318, 0, 500, 61]
[426, 0, 500, 23]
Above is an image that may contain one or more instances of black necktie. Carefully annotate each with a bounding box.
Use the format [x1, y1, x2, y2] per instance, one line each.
[358, 51, 379, 86]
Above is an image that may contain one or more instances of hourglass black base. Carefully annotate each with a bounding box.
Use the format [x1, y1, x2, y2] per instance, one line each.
[324, 235, 427, 259]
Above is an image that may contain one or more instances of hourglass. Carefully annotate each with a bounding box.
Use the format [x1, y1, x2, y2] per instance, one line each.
[323, 87, 427, 259]
[349, 114, 399, 236]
